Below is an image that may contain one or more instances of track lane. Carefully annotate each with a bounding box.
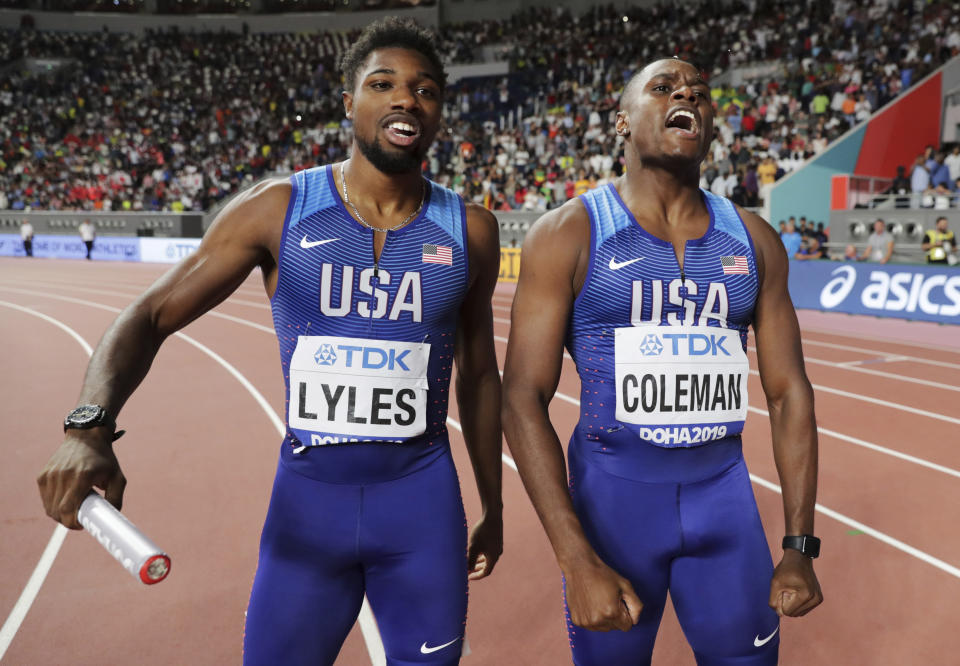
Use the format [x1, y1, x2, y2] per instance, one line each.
[3, 260, 960, 665]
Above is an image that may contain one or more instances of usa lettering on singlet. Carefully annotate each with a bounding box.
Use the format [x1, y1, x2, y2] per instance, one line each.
[272, 164, 469, 450]
[571, 184, 760, 448]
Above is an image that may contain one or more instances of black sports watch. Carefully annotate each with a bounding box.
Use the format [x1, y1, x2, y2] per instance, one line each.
[782, 535, 821, 558]
[64, 404, 116, 432]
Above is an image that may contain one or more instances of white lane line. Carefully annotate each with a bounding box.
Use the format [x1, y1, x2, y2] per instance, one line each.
[799, 327, 960, 358]
[745, 406, 960, 480]
[494, 316, 511, 325]
[749, 476, 960, 580]
[535, 385, 960, 579]
[806, 356, 960, 392]
[0, 302, 88, 662]
[801, 338, 960, 371]
[747, 345, 960, 393]
[0, 524, 69, 661]
[769, 372, 960, 426]
[1, 280, 277, 335]
[446, 417, 516, 472]
[0, 290, 385, 666]
[492, 304, 511, 312]
[836, 355, 908, 367]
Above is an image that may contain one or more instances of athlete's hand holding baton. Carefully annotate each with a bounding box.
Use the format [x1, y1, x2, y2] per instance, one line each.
[38, 427, 171, 584]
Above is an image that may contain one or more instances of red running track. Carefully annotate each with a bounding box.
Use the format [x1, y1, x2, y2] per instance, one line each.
[1, 257, 959, 665]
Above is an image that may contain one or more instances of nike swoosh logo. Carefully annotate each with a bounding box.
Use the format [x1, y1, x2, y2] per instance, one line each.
[608, 256, 643, 270]
[754, 626, 779, 647]
[420, 637, 460, 654]
[300, 235, 339, 249]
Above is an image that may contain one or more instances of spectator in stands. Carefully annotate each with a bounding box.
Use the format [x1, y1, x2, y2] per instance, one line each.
[794, 235, 822, 260]
[910, 156, 931, 204]
[930, 152, 955, 191]
[781, 219, 803, 259]
[922, 216, 957, 264]
[20, 218, 34, 257]
[78, 218, 95, 260]
[814, 223, 829, 258]
[889, 165, 912, 208]
[859, 219, 894, 263]
[945, 145, 960, 183]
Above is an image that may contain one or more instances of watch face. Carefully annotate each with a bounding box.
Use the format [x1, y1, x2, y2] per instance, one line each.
[68, 405, 102, 426]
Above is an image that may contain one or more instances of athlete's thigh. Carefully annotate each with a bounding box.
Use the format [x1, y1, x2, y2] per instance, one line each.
[362, 454, 468, 665]
[566, 448, 679, 666]
[244, 461, 365, 666]
[670, 458, 779, 666]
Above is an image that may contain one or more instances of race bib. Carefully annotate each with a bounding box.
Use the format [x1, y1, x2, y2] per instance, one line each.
[288, 335, 430, 440]
[615, 324, 749, 428]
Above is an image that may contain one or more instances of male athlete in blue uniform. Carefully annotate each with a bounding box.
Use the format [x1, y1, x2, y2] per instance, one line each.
[503, 58, 823, 665]
[38, 19, 503, 665]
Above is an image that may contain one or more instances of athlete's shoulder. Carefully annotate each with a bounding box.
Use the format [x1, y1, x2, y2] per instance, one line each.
[518, 198, 591, 290]
[464, 202, 499, 241]
[211, 175, 291, 234]
[525, 196, 591, 250]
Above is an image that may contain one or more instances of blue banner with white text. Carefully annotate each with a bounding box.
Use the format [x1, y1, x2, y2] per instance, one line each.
[0, 234, 141, 261]
[0, 234, 200, 263]
[788, 260, 960, 325]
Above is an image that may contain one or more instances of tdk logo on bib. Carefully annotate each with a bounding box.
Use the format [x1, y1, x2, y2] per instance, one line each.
[639, 334, 663, 356]
[660, 332, 731, 357]
[315, 343, 412, 372]
[314, 344, 337, 366]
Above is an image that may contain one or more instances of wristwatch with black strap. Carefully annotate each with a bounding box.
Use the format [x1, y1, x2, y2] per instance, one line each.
[782, 534, 821, 558]
[64, 404, 125, 441]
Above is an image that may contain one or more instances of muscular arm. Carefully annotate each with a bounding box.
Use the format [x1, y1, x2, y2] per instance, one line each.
[740, 209, 823, 618]
[502, 201, 641, 631]
[37, 178, 289, 528]
[454, 204, 504, 579]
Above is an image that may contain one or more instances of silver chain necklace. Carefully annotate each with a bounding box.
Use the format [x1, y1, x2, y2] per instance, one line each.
[340, 162, 425, 233]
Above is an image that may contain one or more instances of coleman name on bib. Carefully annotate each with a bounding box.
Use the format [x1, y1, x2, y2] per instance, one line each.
[615, 324, 748, 434]
[289, 335, 430, 440]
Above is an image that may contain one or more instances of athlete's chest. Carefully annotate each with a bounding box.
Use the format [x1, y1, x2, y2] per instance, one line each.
[586, 228, 758, 328]
[280, 208, 467, 326]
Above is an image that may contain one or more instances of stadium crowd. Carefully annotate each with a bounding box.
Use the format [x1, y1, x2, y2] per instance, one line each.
[0, 0, 958, 213]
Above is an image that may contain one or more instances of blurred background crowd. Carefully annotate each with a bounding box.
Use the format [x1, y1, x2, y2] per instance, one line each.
[0, 0, 957, 213]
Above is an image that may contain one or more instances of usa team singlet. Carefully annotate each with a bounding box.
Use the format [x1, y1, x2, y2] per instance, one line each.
[244, 164, 471, 666]
[564, 184, 780, 666]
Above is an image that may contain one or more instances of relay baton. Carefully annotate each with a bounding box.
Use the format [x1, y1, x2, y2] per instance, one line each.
[77, 491, 171, 585]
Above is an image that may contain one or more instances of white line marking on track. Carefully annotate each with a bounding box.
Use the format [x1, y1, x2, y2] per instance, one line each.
[447, 417, 517, 471]
[0, 291, 386, 666]
[746, 369, 960, 425]
[0, 302, 88, 661]
[745, 406, 960, 480]
[799, 328, 960, 358]
[802, 338, 960, 370]
[749, 476, 960, 580]
[747, 346, 960, 393]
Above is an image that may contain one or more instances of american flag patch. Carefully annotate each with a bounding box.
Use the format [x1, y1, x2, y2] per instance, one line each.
[422, 244, 453, 266]
[720, 256, 749, 274]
